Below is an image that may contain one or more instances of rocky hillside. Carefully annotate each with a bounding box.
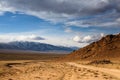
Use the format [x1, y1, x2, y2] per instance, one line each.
[65, 33, 120, 60]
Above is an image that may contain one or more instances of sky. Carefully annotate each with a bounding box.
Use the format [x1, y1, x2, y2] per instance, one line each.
[0, 0, 120, 47]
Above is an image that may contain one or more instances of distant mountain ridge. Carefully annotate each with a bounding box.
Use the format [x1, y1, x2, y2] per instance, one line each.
[64, 33, 120, 60]
[0, 41, 75, 52]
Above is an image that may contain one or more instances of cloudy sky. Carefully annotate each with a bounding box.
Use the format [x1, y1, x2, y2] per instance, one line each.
[0, 0, 120, 47]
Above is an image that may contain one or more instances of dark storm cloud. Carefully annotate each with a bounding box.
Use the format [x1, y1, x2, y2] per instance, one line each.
[0, 0, 113, 15]
[0, 0, 120, 26]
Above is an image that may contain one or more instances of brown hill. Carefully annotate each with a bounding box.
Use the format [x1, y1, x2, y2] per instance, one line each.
[64, 33, 120, 61]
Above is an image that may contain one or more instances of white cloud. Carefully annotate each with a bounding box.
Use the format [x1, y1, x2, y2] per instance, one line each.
[0, 34, 45, 42]
[83, 35, 92, 42]
[73, 36, 81, 42]
[66, 17, 120, 28]
[40, 35, 87, 47]
[0, 32, 93, 47]
[65, 21, 91, 28]
[73, 33, 105, 43]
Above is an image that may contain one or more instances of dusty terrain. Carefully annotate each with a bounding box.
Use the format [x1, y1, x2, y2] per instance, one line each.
[0, 60, 120, 80]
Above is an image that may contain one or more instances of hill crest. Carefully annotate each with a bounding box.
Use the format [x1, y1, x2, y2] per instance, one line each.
[64, 33, 120, 60]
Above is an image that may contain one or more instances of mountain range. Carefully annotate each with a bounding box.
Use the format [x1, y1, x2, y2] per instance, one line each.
[0, 41, 76, 52]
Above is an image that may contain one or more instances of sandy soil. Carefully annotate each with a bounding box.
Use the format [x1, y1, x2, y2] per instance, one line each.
[0, 61, 120, 80]
[68, 62, 120, 80]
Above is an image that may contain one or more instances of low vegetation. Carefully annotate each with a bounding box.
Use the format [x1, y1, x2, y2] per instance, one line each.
[0, 52, 66, 61]
[88, 60, 113, 65]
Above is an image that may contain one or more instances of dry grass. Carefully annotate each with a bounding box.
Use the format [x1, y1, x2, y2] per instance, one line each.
[76, 60, 120, 70]
[0, 50, 66, 61]
[91, 63, 120, 70]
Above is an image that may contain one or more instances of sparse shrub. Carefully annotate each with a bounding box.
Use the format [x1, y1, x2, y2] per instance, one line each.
[88, 60, 112, 64]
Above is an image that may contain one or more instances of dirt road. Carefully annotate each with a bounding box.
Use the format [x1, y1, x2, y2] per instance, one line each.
[68, 62, 120, 80]
[0, 61, 119, 80]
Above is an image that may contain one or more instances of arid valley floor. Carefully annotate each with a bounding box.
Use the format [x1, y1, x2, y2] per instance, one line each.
[0, 51, 120, 80]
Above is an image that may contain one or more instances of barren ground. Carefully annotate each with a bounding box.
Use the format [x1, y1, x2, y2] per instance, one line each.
[0, 60, 120, 80]
[0, 51, 120, 80]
